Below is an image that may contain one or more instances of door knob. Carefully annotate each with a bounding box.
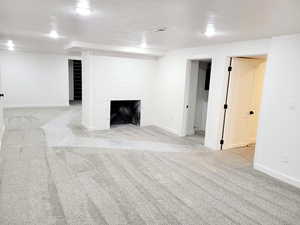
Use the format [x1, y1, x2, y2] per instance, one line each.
[249, 110, 254, 115]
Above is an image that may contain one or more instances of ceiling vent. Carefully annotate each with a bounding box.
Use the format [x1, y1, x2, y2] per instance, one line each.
[154, 27, 168, 32]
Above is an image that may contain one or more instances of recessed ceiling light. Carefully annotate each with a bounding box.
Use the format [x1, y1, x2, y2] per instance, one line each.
[7, 40, 14, 46]
[76, 7, 91, 16]
[205, 24, 216, 37]
[7, 40, 15, 51]
[140, 41, 147, 48]
[49, 30, 59, 39]
[76, 0, 91, 16]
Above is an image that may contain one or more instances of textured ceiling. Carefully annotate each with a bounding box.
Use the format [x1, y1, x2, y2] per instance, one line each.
[1, 0, 300, 53]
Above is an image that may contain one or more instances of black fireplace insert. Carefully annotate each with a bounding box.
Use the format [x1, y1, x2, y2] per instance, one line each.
[110, 100, 141, 126]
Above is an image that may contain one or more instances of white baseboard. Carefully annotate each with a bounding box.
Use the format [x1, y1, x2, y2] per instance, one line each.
[0, 125, 5, 151]
[254, 163, 300, 189]
[153, 124, 179, 136]
[4, 104, 69, 109]
[224, 141, 255, 150]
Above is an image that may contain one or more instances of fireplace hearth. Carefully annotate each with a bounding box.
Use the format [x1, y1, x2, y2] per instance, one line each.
[110, 100, 141, 126]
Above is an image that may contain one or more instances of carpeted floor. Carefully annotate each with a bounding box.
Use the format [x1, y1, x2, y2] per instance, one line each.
[0, 106, 300, 225]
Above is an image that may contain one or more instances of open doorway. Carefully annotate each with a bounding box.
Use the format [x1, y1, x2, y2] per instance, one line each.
[68, 59, 82, 105]
[222, 56, 267, 151]
[184, 59, 212, 144]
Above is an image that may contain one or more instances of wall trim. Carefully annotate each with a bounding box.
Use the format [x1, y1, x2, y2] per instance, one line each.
[4, 104, 69, 109]
[224, 142, 251, 150]
[254, 163, 300, 189]
[0, 125, 5, 151]
[153, 124, 179, 136]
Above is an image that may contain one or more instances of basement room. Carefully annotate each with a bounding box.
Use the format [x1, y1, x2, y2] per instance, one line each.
[0, 0, 299, 224]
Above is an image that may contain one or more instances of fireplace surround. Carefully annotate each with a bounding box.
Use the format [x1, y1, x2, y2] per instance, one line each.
[110, 100, 141, 127]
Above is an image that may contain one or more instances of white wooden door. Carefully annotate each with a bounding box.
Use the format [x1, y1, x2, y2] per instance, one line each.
[184, 60, 199, 135]
[224, 58, 264, 149]
[248, 61, 266, 143]
[0, 64, 4, 147]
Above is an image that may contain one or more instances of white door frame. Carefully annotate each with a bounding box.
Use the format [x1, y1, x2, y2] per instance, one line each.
[221, 54, 268, 150]
[182, 56, 213, 145]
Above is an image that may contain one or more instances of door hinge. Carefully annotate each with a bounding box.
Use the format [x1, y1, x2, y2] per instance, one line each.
[224, 104, 228, 109]
[220, 139, 224, 145]
[228, 66, 232, 72]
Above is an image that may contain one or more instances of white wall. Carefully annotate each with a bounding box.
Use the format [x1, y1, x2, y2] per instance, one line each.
[154, 54, 187, 134]
[155, 39, 271, 149]
[82, 51, 93, 128]
[82, 52, 158, 130]
[254, 34, 300, 188]
[0, 51, 69, 107]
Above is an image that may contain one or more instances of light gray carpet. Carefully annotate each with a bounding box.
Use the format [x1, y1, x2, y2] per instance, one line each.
[0, 107, 300, 225]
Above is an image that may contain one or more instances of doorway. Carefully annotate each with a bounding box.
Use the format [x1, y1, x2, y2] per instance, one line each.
[222, 56, 267, 150]
[184, 59, 212, 144]
[68, 59, 82, 105]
